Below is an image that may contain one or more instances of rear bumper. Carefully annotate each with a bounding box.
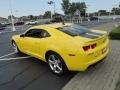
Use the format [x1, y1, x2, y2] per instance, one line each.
[80, 47, 109, 71]
[64, 45, 109, 71]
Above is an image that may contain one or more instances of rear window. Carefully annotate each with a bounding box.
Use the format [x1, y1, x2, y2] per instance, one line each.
[57, 24, 90, 36]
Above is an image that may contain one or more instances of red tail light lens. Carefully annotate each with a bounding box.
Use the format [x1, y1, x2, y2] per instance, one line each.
[83, 45, 90, 51]
[83, 43, 97, 51]
[91, 43, 97, 49]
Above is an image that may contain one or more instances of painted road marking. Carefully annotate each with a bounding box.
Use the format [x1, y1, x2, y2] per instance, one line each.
[0, 52, 16, 59]
[0, 29, 26, 34]
[0, 56, 31, 61]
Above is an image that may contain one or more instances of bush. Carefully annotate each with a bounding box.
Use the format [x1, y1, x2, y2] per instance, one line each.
[109, 26, 120, 40]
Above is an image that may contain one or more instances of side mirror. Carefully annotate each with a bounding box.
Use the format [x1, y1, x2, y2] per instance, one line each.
[20, 34, 25, 37]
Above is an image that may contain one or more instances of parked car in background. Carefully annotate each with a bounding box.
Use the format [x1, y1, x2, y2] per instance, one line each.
[51, 17, 63, 23]
[5, 22, 11, 26]
[0, 23, 5, 30]
[25, 21, 38, 25]
[90, 17, 98, 21]
[0, 23, 7, 27]
[2, 22, 11, 26]
[0, 27, 5, 30]
[14, 21, 24, 26]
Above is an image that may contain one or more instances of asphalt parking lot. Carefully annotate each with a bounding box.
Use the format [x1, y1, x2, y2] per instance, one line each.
[0, 31, 78, 90]
[0, 20, 119, 90]
[63, 21, 120, 90]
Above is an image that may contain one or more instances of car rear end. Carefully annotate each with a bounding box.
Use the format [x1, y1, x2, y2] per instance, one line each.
[56, 24, 109, 71]
[80, 34, 109, 69]
[65, 32, 109, 71]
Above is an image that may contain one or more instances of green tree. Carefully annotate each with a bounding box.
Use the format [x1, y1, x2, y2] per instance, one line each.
[69, 2, 86, 16]
[98, 10, 109, 15]
[8, 15, 15, 22]
[61, 0, 71, 15]
[75, 2, 86, 16]
[8, 15, 15, 20]
[43, 11, 51, 18]
[61, 0, 87, 17]
[29, 15, 34, 20]
[111, 8, 120, 15]
[69, 2, 76, 15]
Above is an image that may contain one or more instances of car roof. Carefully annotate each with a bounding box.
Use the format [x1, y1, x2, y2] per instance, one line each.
[30, 23, 73, 30]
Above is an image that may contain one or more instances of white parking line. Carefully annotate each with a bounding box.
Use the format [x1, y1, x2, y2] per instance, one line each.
[0, 52, 16, 59]
[0, 29, 25, 34]
[0, 56, 31, 61]
[0, 31, 13, 34]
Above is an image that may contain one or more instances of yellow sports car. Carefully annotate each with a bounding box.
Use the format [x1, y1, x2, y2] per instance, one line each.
[11, 23, 109, 75]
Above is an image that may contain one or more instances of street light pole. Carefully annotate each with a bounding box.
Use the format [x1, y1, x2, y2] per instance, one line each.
[98, 12, 100, 22]
[113, 4, 117, 20]
[86, 4, 91, 22]
[53, 2, 55, 15]
[9, 0, 15, 31]
[109, 10, 111, 16]
[113, 8, 116, 20]
[48, 1, 56, 20]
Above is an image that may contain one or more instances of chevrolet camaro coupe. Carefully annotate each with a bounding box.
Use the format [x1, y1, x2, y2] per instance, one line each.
[11, 23, 109, 75]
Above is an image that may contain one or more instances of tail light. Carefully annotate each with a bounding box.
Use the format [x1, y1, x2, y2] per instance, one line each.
[83, 45, 90, 51]
[91, 43, 97, 49]
[83, 43, 97, 51]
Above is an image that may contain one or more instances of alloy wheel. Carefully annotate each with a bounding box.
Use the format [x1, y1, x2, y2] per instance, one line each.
[48, 54, 63, 74]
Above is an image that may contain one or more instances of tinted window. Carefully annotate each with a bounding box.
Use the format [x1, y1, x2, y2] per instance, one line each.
[41, 30, 50, 37]
[57, 24, 90, 36]
[25, 29, 42, 38]
[25, 29, 50, 38]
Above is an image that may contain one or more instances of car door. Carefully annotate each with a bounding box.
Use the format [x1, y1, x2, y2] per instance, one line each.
[18, 29, 34, 52]
[20, 29, 50, 59]
[28, 29, 51, 60]
[19, 29, 42, 56]
[34, 29, 51, 60]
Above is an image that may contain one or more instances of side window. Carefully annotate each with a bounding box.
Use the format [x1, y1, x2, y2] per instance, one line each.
[25, 29, 42, 38]
[25, 29, 33, 37]
[25, 29, 50, 38]
[41, 30, 50, 38]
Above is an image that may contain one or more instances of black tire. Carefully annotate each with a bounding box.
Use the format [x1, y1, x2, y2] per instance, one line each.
[46, 52, 67, 75]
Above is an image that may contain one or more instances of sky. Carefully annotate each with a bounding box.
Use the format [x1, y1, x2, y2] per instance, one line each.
[0, 0, 120, 18]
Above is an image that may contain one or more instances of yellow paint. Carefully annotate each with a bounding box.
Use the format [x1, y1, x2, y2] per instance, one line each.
[12, 23, 109, 71]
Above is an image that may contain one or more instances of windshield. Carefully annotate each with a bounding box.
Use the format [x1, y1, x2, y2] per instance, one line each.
[57, 24, 90, 36]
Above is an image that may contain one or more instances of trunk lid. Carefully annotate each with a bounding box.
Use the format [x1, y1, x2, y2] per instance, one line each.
[73, 31, 108, 51]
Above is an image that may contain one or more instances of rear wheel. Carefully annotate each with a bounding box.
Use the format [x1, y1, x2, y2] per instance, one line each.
[46, 52, 67, 75]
